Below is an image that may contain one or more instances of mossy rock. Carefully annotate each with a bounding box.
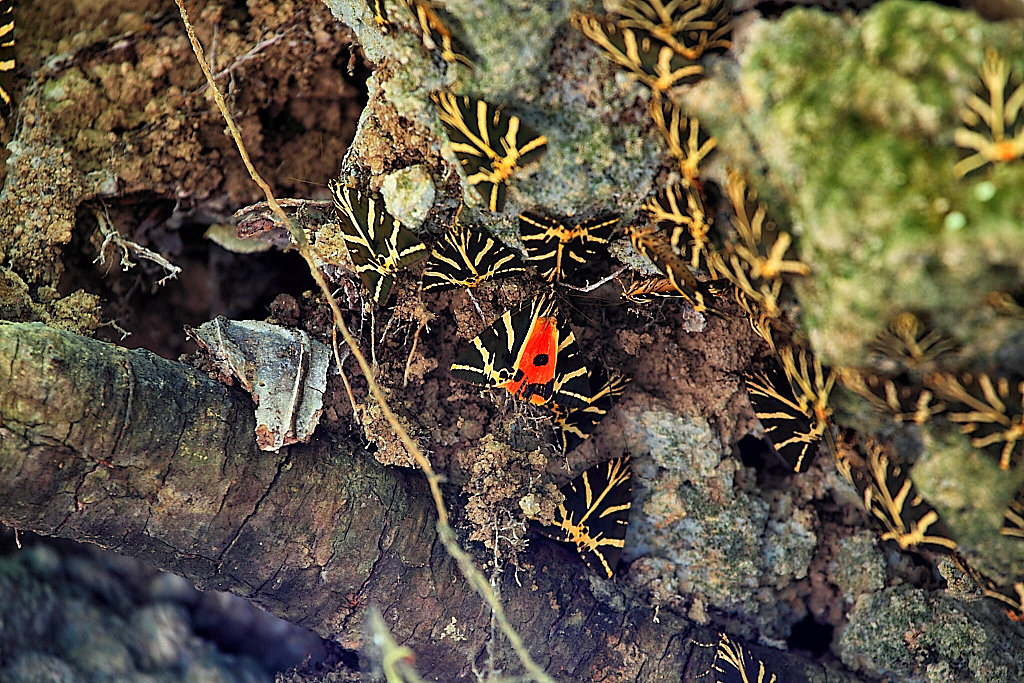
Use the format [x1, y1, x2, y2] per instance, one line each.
[733, 0, 1024, 367]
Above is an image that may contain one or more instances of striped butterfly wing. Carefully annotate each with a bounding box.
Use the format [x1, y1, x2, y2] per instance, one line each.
[422, 221, 526, 291]
[626, 223, 728, 316]
[622, 276, 689, 304]
[432, 91, 547, 212]
[0, 0, 13, 118]
[694, 632, 778, 683]
[551, 369, 630, 454]
[834, 433, 958, 554]
[451, 293, 591, 409]
[612, 0, 732, 60]
[925, 371, 1024, 470]
[575, 14, 703, 95]
[642, 181, 713, 272]
[329, 180, 427, 306]
[649, 98, 716, 182]
[365, 0, 391, 33]
[407, 0, 475, 66]
[743, 357, 823, 473]
[534, 456, 632, 578]
[519, 210, 619, 282]
[954, 49, 1024, 178]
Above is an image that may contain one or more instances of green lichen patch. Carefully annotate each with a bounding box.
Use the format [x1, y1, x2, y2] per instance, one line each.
[828, 531, 886, 604]
[380, 164, 437, 227]
[840, 585, 1024, 682]
[737, 0, 1024, 366]
[913, 428, 1024, 581]
[622, 403, 816, 632]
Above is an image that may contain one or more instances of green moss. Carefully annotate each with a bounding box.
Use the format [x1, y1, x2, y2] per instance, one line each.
[737, 0, 1024, 365]
[913, 429, 1024, 581]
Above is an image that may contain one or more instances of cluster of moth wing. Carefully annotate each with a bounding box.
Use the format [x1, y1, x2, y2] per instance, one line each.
[954, 47, 1024, 178]
[0, 0, 13, 119]
[349, 0, 1024, 628]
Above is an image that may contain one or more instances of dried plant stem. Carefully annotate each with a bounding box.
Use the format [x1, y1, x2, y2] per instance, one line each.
[173, 3, 551, 680]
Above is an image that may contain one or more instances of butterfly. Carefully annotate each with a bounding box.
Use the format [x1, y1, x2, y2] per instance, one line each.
[743, 351, 829, 473]
[365, 0, 391, 33]
[432, 91, 548, 212]
[693, 631, 778, 683]
[450, 293, 592, 408]
[574, 13, 703, 95]
[925, 371, 1024, 470]
[643, 181, 713, 272]
[613, 0, 732, 61]
[834, 432, 957, 554]
[954, 48, 1024, 178]
[649, 98, 716, 182]
[533, 455, 632, 578]
[622, 276, 689, 304]
[422, 220, 526, 291]
[407, 0, 475, 66]
[518, 210, 619, 282]
[550, 369, 630, 454]
[328, 180, 428, 306]
[626, 223, 728, 316]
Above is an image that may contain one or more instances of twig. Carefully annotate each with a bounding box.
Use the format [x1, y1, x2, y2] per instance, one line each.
[91, 205, 182, 286]
[173, 4, 552, 680]
[557, 266, 628, 293]
[466, 287, 486, 323]
[402, 314, 428, 388]
[196, 27, 295, 94]
[371, 306, 379, 370]
[332, 326, 360, 418]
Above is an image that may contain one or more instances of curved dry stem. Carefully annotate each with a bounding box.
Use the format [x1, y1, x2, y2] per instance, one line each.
[173, 2, 552, 680]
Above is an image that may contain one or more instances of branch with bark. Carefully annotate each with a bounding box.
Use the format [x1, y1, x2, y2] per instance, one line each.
[0, 322, 850, 681]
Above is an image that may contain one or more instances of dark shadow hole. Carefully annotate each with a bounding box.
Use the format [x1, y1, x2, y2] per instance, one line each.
[787, 614, 833, 657]
[737, 434, 770, 469]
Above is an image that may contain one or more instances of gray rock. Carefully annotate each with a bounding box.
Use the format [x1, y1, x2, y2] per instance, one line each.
[67, 631, 136, 680]
[64, 555, 132, 612]
[23, 544, 62, 578]
[0, 561, 59, 650]
[840, 585, 1024, 681]
[184, 654, 270, 683]
[828, 532, 886, 604]
[55, 599, 122, 654]
[0, 653, 78, 683]
[126, 603, 194, 672]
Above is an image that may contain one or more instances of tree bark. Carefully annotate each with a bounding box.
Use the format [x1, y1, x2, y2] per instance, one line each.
[0, 322, 855, 681]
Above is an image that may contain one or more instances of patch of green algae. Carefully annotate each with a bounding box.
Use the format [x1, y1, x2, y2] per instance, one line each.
[736, 0, 1024, 366]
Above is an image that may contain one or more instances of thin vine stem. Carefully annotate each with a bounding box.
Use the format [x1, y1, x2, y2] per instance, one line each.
[172, 3, 552, 680]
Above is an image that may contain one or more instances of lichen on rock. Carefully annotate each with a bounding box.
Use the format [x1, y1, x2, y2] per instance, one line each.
[840, 584, 1024, 681]
[695, 0, 1024, 367]
[621, 402, 817, 638]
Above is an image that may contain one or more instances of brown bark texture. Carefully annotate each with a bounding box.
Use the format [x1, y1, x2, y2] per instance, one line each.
[0, 322, 854, 681]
